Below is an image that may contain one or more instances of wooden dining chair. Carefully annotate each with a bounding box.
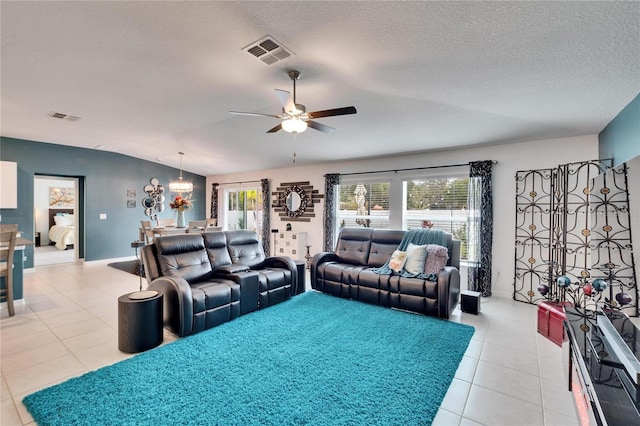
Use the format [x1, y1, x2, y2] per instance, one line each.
[140, 220, 156, 244]
[0, 230, 17, 317]
[186, 220, 207, 233]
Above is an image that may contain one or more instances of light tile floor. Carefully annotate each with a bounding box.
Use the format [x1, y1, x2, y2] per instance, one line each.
[1, 260, 589, 425]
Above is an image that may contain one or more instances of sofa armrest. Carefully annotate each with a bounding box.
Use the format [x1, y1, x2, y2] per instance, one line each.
[310, 252, 338, 289]
[259, 256, 298, 295]
[437, 266, 460, 319]
[147, 276, 194, 337]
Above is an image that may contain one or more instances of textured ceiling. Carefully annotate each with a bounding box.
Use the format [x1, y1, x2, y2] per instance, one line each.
[1, 1, 639, 176]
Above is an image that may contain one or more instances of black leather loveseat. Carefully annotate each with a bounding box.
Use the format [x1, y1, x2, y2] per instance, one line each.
[311, 228, 461, 319]
[141, 230, 297, 337]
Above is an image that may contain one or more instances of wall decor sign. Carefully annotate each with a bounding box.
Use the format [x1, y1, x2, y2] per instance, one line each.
[127, 189, 136, 198]
[49, 187, 74, 207]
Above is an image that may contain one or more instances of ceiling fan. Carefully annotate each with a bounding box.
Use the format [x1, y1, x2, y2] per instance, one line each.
[229, 70, 357, 134]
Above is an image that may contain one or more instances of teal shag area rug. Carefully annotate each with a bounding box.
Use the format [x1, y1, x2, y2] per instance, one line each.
[23, 291, 474, 425]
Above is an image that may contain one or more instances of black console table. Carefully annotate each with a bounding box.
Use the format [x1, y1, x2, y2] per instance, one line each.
[294, 260, 306, 295]
[563, 308, 640, 425]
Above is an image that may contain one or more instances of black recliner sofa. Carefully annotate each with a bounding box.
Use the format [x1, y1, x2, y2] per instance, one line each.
[141, 230, 297, 337]
[311, 227, 461, 319]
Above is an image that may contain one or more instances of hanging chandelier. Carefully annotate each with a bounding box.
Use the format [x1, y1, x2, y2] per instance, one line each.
[169, 152, 193, 193]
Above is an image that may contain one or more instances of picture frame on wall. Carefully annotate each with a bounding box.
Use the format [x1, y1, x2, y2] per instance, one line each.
[127, 200, 136, 208]
[49, 187, 74, 207]
[127, 189, 136, 198]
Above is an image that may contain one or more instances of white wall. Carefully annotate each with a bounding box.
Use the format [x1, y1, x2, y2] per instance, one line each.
[208, 135, 599, 299]
[627, 155, 640, 280]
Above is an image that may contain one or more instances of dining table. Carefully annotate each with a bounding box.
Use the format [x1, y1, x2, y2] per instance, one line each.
[138, 226, 223, 242]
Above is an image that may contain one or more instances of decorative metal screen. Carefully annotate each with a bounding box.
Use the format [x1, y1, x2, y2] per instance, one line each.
[548, 161, 610, 303]
[512, 159, 637, 316]
[589, 162, 638, 317]
[513, 167, 554, 304]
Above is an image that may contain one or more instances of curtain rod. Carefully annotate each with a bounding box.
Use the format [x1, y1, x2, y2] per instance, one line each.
[335, 160, 497, 177]
[212, 179, 263, 186]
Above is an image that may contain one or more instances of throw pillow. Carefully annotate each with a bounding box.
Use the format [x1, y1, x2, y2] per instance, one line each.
[424, 244, 449, 275]
[404, 243, 427, 274]
[388, 250, 408, 273]
[54, 215, 73, 226]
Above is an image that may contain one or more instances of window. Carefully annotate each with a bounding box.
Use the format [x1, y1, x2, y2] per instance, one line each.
[336, 181, 390, 230]
[224, 187, 262, 235]
[333, 169, 469, 259]
[403, 177, 469, 258]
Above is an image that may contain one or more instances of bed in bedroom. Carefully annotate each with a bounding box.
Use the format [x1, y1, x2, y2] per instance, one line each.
[48, 209, 75, 250]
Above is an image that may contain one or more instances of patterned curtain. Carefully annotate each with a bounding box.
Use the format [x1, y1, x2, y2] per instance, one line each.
[210, 183, 219, 222]
[323, 173, 340, 251]
[467, 161, 494, 296]
[261, 178, 270, 255]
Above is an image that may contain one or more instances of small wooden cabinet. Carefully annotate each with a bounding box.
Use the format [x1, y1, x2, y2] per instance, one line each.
[276, 232, 307, 260]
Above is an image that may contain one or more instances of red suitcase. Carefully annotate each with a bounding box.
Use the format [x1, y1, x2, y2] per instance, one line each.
[537, 301, 572, 346]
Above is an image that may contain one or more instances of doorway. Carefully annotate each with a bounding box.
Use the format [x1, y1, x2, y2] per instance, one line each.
[33, 175, 81, 266]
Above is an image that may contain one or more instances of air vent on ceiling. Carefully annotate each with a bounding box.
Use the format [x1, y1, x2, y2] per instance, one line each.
[48, 111, 82, 122]
[242, 35, 294, 66]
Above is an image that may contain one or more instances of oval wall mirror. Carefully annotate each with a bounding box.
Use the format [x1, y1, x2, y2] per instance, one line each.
[282, 185, 307, 218]
[286, 192, 301, 211]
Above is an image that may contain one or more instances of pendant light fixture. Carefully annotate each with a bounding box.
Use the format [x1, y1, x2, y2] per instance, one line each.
[169, 152, 193, 193]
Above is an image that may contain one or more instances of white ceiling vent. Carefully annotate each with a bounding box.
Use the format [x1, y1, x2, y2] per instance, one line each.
[48, 111, 81, 122]
[242, 35, 294, 66]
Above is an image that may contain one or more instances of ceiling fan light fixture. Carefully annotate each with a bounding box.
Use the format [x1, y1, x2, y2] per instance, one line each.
[282, 118, 308, 134]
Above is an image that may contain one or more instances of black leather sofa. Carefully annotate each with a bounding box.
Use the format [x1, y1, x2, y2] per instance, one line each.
[141, 230, 297, 337]
[311, 228, 461, 319]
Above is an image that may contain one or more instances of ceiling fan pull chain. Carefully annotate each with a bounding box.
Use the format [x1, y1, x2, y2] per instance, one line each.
[292, 134, 297, 163]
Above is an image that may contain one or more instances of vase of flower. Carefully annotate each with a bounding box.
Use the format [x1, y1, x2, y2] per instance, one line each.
[176, 210, 186, 228]
[170, 194, 191, 228]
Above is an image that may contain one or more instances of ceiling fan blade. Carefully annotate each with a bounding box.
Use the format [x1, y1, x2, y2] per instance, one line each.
[306, 120, 336, 134]
[307, 106, 357, 119]
[229, 111, 281, 118]
[274, 89, 296, 113]
[266, 123, 283, 133]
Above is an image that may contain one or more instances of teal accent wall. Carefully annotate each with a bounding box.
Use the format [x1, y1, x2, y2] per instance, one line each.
[0, 137, 206, 268]
[599, 92, 640, 166]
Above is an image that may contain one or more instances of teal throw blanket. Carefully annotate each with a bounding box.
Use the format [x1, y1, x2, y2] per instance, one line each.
[371, 229, 447, 280]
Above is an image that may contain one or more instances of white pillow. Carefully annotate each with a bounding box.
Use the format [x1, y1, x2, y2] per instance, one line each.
[388, 250, 407, 273]
[54, 215, 73, 226]
[404, 243, 427, 274]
